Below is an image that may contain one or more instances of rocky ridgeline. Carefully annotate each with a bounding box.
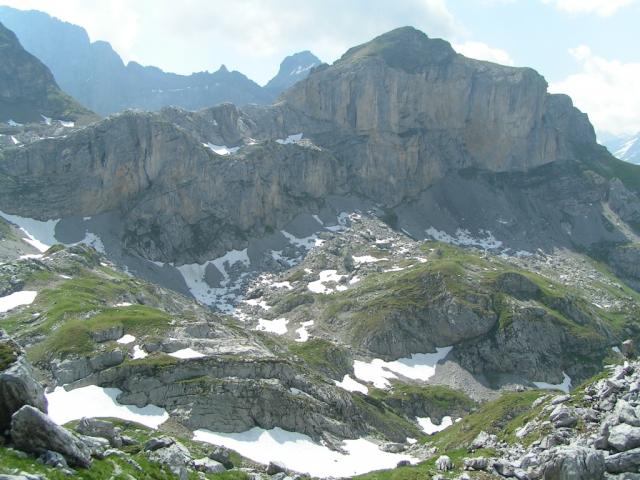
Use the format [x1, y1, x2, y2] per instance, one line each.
[426, 351, 640, 479]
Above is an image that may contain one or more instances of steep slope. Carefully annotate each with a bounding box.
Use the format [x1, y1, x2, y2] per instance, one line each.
[0, 6, 319, 115]
[0, 21, 94, 124]
[604, 132, 640, 165]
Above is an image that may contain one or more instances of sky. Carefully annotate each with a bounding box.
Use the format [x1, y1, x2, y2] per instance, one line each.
[0, 0, 638, 136]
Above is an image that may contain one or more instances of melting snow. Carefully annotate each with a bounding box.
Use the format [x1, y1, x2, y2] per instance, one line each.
[353, 347, 453, 389]
[271, 281, 293, 289]
[295, 320, 314, 342]
[533, 372, 572, 393]
[116, 334, 136, 344]
[0, 211, 60, 252]
[46, 385, 168, 429]
[10, 135, 19, 145]
[60, 120, 75, 128]
[132, 345, 148, 359]
[41, 115, 52, 125]
[245, 298, 271, 310]
[7, 119, 21, 126]
[335, 374, 368, 395]
[256, 317, 288, 335]
[281, 230, 324, 250]
[203, 143, 240, 155]
[169, 348, 206, 359]
[115, 302, 133, 307]
[0, 291, 37, 313]
[417, 416, 453, 435]
[425, 227, 503, 250]
[276, 133, 303, 145]
[353, 255, 387, 264]
[193, 426, 417, 478]
[307, 270, 347, 294]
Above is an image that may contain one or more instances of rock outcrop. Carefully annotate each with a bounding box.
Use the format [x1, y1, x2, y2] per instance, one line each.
[0, 333, 47, 433]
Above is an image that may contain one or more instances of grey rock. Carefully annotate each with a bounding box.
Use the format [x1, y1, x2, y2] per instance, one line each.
[144, 436, 175, 451]
[470, 431, 498, 450]
[209, 446, 234, 469]
[464, 457, 488, 471]
[436, 455, 453, 471]
[267, 461, 287, 475]
[605, 447, 640, 474]
[550, 405, 578, 428]
[551, 395, 571, 405]
[541, 446, 604, 480]
[381, 442, 406, 453]
[493, 460, 517, 477]
[89, 325, 124, 343]
[10, 405, 91, 467]
[147, 441, 192, 467]
[76, 417, 123, 447]
[608, 424, 640, 451]
[0, 475, 46, 480]
[623, 340, 636, 359]
[52, 350, 124, 385]
[38, 450, 68, 468]
[0, 338, 47, 433]
[397, 460, 411, 467]
[193, 457, 225, 474]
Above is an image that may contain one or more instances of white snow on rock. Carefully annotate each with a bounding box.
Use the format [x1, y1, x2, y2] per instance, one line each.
[10, 135, 19, 145]
[425, 227, 503, 250]
[353, 347, 453, 389]
[295, 320, 314, 342]
[41, 115, 52, 125]
[116, 334, 136, 344]
[46, 385, 168, 429]
[256, 317, 288, 335]
[353, 255, 387, 264]
[80, 232, 105, 253]
[0, 291, 38, 313]
[245, 298, 271, 310]
[417, 416, 453, 435]
[533, 372, 572, 393]
[115, 302, 133, 307]
[19, 254, 43, 260]
[7, 119, 21, 127]
[271, 281, 293, 290]
[202, 143, 240, 155]
[307, 270, 347, 294]
[132, 345, 148, 359]
[281, 230, 324, 250]
[60, 120, 75, 128]
[0, 211, 60, 252]
[334, 375, 368, 395]
[169, 348, 206, 359]
[193, 426, 417, 478]
[275, 133, 303, 145]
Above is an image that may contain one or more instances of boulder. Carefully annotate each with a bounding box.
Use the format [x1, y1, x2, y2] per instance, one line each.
[608, 424, 640, 452]
[76, 418, 123, 447]
[541, 446, 604, 480]
[89, 325, 124, 343]
[0, 338, 47, 433]
[209, 446, 234, 469]
[37, 450, 68, 468]
[144, 436, 175, 451]
[267, 461, 287, 475]
[193, 457, 225, 474]
[470, 431, 498, 450]
[147, 442, 192, 467]
[436, 455, 453, 471]
[605, 447, 640, 474]
[464, 457, 488, 471]
[550, 406, 578, 428]
[623, 339, 636, 358]
[52, 350, 124, 385]
[10, 405, 91, 468]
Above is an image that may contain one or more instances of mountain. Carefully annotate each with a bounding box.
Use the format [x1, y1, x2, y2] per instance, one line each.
[604, 132, 640, 165]
[264, 50, 321, 96]
[0, 6, 320, 115]
[0, 21, 94, 123]
[3, 25, 640, 480]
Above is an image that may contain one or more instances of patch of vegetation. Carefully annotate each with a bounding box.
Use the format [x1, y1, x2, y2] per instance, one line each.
[288, 338, 351, 378]
[0, 341, 18, 370]
[270, 291, 315, 315]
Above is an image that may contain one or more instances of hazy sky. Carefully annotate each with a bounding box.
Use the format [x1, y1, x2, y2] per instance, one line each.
[0, 0, 638, 135]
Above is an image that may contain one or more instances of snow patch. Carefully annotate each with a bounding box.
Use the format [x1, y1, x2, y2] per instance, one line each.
[425, 227, 503, 250]
[335, 375, 368, 394]
[115, 302, 132, 307]
[10, 135, 19, 145]
[533, 372, 572, 393]
[203, 143, 240, 155]
[0, 211, 60, 253]
[281, 230, 324, 250]
[353, 255, 387, 264]
[276, 133, 303, 145]
[193, 426, 417, 478]
[417, 416, 453, 435]
[295, 320, 314, 342]
[256, 317, 288, 335]
[60, 120, 75, 128]
[41, 114, 52, 125]
[0, 291, 37, 313]
[116, 334, 136, 344]
[353, 347, 453, 389]
[132, 345, 148, 359]
[169, 348, 206, 359]
[46, 385, 168, 429]
[307, 270, 347, 294]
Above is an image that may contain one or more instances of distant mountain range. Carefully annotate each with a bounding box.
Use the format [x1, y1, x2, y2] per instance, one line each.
[0, 6, 321, 115]
[603, 132, 640, 165]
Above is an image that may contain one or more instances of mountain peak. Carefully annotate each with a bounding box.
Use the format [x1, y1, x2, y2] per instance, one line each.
[338, 26, 456, 72]
[265, 50, 321, 93]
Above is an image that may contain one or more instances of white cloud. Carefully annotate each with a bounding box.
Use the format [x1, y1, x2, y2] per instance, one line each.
[549, 45, 640, 135]
[541, 0, 637, 16]
[453, 41, 514, 66]
[0, 0, 461, 84]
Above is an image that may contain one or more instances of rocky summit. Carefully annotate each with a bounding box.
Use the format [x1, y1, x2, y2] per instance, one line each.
[1, 16, 640, 480]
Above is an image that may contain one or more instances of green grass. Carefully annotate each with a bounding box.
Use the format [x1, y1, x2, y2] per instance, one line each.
[288, 338, 351, 377]
[370, 384, 477, 417]
[0, 340, 18, 370]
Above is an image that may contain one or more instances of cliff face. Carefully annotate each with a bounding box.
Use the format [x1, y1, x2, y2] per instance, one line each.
[0, 22, 94, 123]
[0, 27, 633, 264]
[281, 28, 595, 203]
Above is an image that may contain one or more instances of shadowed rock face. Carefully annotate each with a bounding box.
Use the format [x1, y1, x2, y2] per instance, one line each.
[0, 21, 94, 123]
[0, 27, 633, 264]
